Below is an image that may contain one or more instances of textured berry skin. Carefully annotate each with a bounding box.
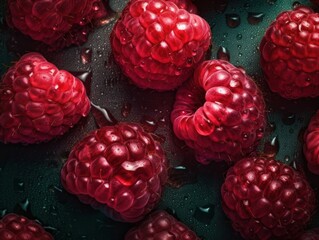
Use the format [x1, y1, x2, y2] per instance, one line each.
[0, 52, 90, 144]
[110, 0, 211, 91]
[298, 228, 319, 240]
[171, 60, 265, 164]
[0, 213, 53, 240]
[222, 157, 316, 240]
[7, 0, 107, 50]
[61, 123, 168, 222]
[125, 210, 200, 240]
[303, 110, 319, 174]
[260, 6, 319, 99]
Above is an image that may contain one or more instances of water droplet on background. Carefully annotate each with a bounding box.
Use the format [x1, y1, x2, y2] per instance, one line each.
[0, 209, 7, 217]
[14, 178, 25, 193]
[263, 136, 279, 158]
[267, 0, 277, 5]
[282, 113, 296, 125]
[167, 166, 197, 188]
[193, 204, 215, 224]
[247, 12, 264, 25]
[121, 102, 132, 118]
[140, 116, 158, 133]
[292, 1, 301, 8]
[91, 102, 118, 128]
[80, 48, 92, 65]
[236, 34, 242, 40]
[226, 14, 241, 28]
[71, 71, 92, 96]
[217, 46, 230, 61]
[14, 198, 34, 219]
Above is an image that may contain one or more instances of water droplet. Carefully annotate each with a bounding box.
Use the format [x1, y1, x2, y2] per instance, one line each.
[267, 0, 277, 5]
[217, 46, 230, 61]
[282, 113, 296, 125]
[269, 122, 276, 132]
[236, 34, 242, 40]
[284, 155, 290, 162]
[226, 14, 241, 28]
[167, 166, 197, 188]
[263, 136, 279, 158]
[140, 116, 158, 133]
[193, 204, 215, 224]
[14, 199, 34, 219]
[247, 12, 265, 25]
[94, 12, 120, 27]
[165, 208, 179, 219]
[0, 209, 7, 218]
[49, 185, 69, 204]
[292, 1, 301, 9]
[238, 52, 243, 57]
[14, 178, 25, 192]
[80, 48, 92, 64]
[91, 102, 118, 128]
[71, 71, 92, 96]
[121, 102, 132, 118]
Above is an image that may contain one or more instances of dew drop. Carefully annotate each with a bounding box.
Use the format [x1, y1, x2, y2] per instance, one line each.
[236, 34, 242, 40]
[193, 204, 215, 224]
[14, 198, 34, 219]
[91, 102, 118, 128]
[140, 116, 158, 133]
[71, 71, 92, 96]
[80, 48, 92, 64]
[121, 102, 132, 118]
[292, 1, 301, 9]
[0, 209, 7, 218]
[267, 0, 277, 5]
[263, 136, 279, 158]
[284, 155, 290, 163]
[167, 166, 197, 188]
[94, 12, 120, 27]
[14, 178, 25, 193]
[226, 14, 241, 28]
[282, 113, 295, 125]
[268, 122, 276, 132]
[247, 12, 265, 25]
[217, 46, 230, 61]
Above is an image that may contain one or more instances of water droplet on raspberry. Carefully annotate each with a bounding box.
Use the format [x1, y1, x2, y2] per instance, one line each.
[80, 48, 92, 65]
[217, 46, 230, 61]
[247, 12, 264, 25]
[226, 14, 240, 28]
[193, 204, 215, 224]
[91, 102, 118, 128]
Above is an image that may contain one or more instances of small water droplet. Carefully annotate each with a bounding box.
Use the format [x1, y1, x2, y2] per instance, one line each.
[140, 116, 158, 133]
[236, 34, 242, 40]
[80, 48, 92, 64]
[217, 46, 230, 61]
[269, 122, 276, 132]
[282, 113, 296, 125]
[14, 199, 34, 219]
[267, 0, 277, 5]
[71, 71, 92, 96]
[0, 209, 7, 218]
[121, 102, 132, 118]
[226, 14, 241, 28]
[167, 166, 197, 188]
[263, 136, 279, 158]
[91, 102, 118, 128]
[292, 1, 301, 9]
[247, 12, 265, 25]
[14, 178, 25, 192]
[238, 52, 243, 57]
[193, 204, 215, 224]
[284, 155, 290, 162]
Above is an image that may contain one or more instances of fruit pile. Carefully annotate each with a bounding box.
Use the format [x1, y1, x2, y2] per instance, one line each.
[1, 0, 319, 239]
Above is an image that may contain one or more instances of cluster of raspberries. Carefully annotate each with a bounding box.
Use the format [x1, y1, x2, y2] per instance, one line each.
[1, 0, 319, 240]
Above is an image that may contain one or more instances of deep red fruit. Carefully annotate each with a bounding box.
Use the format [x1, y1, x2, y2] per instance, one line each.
[222, 157, 316, 240]
[60, 123, 168, 222]
[298, 228, 319, 240]
[303, 110, 319, 174]
[171, 60, 265, 164]
[110, 0, 211, 91]
[125, 210, 200, 240]
[260, 6, 319, 99]
[7, 0, 107, 50]
[0, 52, 90, 144]
[0, 213, 53, 240]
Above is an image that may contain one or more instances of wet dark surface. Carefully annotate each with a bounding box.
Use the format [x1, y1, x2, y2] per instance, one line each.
[1, 0, 319, 239]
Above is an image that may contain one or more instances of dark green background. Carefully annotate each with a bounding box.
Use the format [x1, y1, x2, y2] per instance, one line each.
[1, 0, 319, 239]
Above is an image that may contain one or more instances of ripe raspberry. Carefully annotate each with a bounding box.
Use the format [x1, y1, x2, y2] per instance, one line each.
[110, 0, 211, 91]
[221, 157, 316, 240]
[171, 60, 265, 164]
[7, 0, 107, 50]
[125, 210, 200, 240]
[0, 213, 53, 240]
[303, 110, 319, 174]
[298, 228, 319, 240]
[0, 52, 90, 144]
[260, 6, 319, 99]
[60, 123, 168, 222]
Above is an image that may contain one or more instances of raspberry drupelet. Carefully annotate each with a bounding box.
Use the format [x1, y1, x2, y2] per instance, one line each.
[61, 123, 168, 222]
[171, 60, 265, 164]
[0, 52, 90, 144]
[111, 0, 212, 91]
[260, 6, 319, 99]
[222, 157, 316, 240]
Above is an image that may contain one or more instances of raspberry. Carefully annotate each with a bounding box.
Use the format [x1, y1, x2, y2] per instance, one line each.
[221, 157, 316, 240]
[7, 0, 107, 50]
[298, 228, 319, 240]
[0, 52, 90, 144]
[110, 0, 211, 91]
[125, 210, 200, 240]
[0, 213, 53, 240]
[303, 110, 319, 174]
[60, 123, 168, 222]
[171, 60, 265, 164]
[260, 6, 319, 99]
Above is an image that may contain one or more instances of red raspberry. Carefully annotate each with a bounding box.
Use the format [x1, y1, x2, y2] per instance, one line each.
[0, 52, 90, 144]
[0, 213, 53, 240]
[221, 157, 316, 240]
[110, 0, 211, 91]
[260, 6, 319, 99]
[125, 210, 200, 239]
[60, 123, 168, 222]
[303, 110, 319, 174]
[7, 0, 107, 50]
[298, 228, 319, 240]
[171, 60, 265, 164]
